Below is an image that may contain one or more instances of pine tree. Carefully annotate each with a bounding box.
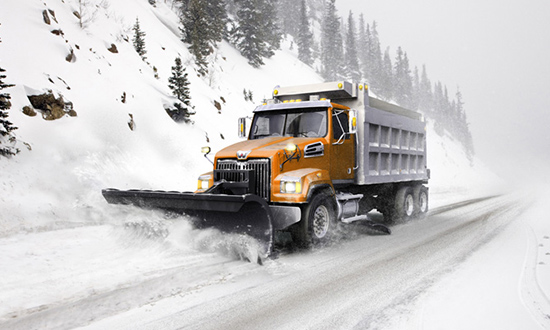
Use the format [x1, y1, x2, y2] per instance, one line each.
[357, 14, 368, 79]
[455, 86, 465, 123]
[393, 47, 413, 108]
[366, 21, 383, 95]
[230, 0, 281, 68]
[181, 0, 227, 74]
[205, 0, 228, 44]
[258, 0, 281, 59]
[181, 0, 210, 75]
[132, 18, 147, 60]
[168, 57, 191, 106]
[379, 47, 393, 101]
[454, 86, 474, 158]
[297, 0, 313, 66]
[343, 11, 361, 82]
[320, 0, 343, 81]
[411, 65, 420, 110]
[0, 65, 18, 157]
[277, 0, 300, 37]
[234, 0, 264, 67]
[168, 57, 193, 123]
[418, 64, 433, 113]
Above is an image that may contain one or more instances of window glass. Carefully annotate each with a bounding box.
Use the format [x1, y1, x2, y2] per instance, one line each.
[251, 113, 285, 138]
[250, 108, 327, 139]
[332, 110, 349, 141]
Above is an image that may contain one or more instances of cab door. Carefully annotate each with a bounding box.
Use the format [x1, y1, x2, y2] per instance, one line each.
[329, 108, 355, 182]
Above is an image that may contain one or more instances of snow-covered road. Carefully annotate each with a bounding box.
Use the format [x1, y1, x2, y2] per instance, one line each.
[1, 192, 549, 330]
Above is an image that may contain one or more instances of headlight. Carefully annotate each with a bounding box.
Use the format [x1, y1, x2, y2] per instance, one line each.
[197, 175, 212, 190]
[280, 177, 302, 194]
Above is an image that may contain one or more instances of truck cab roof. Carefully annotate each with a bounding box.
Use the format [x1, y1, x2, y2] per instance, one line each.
[254, 100, 350, 113]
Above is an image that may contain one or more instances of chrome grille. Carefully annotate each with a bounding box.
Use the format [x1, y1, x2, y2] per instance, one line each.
[216, 158, 271, 200]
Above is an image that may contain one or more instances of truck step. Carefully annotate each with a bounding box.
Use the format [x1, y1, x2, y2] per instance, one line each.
[341, 214, 368, 224]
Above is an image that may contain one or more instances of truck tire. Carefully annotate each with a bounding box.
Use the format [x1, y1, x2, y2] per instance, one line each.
[291, 192, 336, 249]
[384, 186, 414, 223]
[414, 185, 429, 217]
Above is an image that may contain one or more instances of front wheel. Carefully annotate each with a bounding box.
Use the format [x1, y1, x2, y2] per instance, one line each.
[291, 192, 336, 248]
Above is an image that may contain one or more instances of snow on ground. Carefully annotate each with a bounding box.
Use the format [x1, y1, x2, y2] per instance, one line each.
[384, 188, 550, 330]
[1, 0, 547, 329]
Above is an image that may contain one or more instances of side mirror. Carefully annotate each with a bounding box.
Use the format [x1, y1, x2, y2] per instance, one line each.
[201, 146, 213, 165]
[349, 109, 358, 134]
[238, 117, 247, 138]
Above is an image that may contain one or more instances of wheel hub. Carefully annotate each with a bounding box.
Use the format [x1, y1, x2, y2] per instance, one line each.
[312, 205, 330, 238]
[405, 194, 414, 217]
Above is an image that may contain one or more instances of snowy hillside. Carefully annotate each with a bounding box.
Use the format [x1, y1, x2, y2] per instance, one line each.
[0, 0, 325, 235]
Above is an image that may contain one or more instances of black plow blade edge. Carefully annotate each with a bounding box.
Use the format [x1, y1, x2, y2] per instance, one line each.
[189, 203, 274, 261]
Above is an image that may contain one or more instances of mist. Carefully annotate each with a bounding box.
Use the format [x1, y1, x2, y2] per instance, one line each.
[335, 0, 550, 186]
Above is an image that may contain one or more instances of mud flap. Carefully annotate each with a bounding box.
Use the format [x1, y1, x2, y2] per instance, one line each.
[102, 189, 274, 259]
[361, 220, 391, 235]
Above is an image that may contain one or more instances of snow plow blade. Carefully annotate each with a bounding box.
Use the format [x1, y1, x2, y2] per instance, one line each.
[102, 188, 274, 259]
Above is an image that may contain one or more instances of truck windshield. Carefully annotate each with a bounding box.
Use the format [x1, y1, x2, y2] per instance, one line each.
[250, 108, 328, 139]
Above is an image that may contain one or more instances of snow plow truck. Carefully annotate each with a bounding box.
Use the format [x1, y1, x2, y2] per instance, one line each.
[103, 81, 429, 258]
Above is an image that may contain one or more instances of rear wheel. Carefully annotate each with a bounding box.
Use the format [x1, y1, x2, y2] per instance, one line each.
[291, 192, 336, 248]
[383, 186, 415, 223]
[414, 185, 429, 217]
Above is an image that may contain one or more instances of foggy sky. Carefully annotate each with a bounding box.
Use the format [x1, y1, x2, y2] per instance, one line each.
[336, 0, 550, 184]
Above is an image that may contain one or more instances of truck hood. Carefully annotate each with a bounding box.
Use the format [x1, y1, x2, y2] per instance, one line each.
[215, 137, 325, 160]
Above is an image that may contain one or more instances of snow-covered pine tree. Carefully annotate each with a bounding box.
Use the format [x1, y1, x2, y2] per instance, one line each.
[417, 64, 433, 113]
[230, 0, 281, 68]
[277, 0, 300, 37]
[402, 52, 414, 108]
[393, 47, 413, 108]
[432, 81, 448, 134]
[334, 17, 345, 79]
[454, 87, 475, 158]
[411, 65, 420, 110]
[168, 57, 191, 106]
[379, 47, 393, 101]
[181, 0, 227, 53]
[259, 0, 281, 58]
[343, 11, 361, 83]
[320, 0, 344, 81]
[132, 18, 147, 60]
[181, 0, 210, 75]
[0, 65, 18, 157]
[366, 21, 384, 95]
[357, 14, 368, 79]
[205, 0, 228, 44]
[455, 87, 465, 123]
[167, 57, 193, 123]
[234, 0, 266, 67]
[297, 0, 313, 66]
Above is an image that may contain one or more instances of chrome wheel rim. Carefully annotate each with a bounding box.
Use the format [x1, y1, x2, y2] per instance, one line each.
[405, 194, 414, 217]
[419, 192, 428, 213]
[312, 205, 330, 238]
